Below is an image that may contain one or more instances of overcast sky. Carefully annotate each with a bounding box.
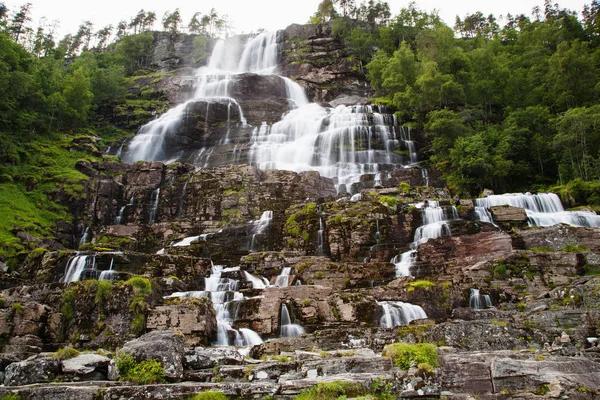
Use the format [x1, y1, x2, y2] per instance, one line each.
[3, 0, 590, 39]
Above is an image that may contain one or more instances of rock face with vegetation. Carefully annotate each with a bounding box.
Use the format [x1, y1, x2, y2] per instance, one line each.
[2, 0, 600, 398]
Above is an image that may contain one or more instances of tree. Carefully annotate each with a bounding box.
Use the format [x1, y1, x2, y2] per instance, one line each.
[9, 2, 32, 43]
[115, 20, 128, 40]
[95, 25, 113, 50]
[188, 12, 203, 34]
[162, 9, 182, 34]
[62, 67, 93, 127]
[310, 0, 338, 24]
[129, 9, 145, 35]
[142, 12, 156, 32]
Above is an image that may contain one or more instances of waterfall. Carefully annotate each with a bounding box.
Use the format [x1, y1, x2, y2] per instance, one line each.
[378, 301, 427, 328]
[249, 211, 273, 252]
[62, 255, 91, 283]
[475, 192, 600, 227]
[350, 193, 362, 201]
[79, 227, 90, 247]
[243, 271, 269, 289]
[123, 31, 419, 192]
[474, 206, 496, 226]
[177, 180, 189, 218]
[469, 288, 493, 310]
[167, 265, 264, 347]
[392, 201, 458, 277]
[274, 267, 292, 288]
[99, 258, 117, 281]
[280, 304, 305, 337]
[148, 188, 160, 225]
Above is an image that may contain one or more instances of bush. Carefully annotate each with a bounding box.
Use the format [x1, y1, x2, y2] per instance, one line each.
[52, 346, 81, 360]
[115, 353, 166, 384]
[126, 276, 152, 296]
[95, 280, 113, 308]
[405, 280, 435, 292]
[378, 195, 397, 208]
[190, 392, 229, 400]
[493, 264, 507, 279]
[295, 381, 365, 400]
[382, 343, 439, 370]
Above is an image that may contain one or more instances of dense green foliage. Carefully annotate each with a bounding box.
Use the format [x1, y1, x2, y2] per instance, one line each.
[115, 353, 166, 384]
[321, 0, 600, 200]
[382, 342, 439, 369]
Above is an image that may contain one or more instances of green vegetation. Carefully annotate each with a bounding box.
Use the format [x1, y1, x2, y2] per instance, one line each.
[11, 302, 24, 315]
[378, 195, 397, 208]
[189, 392, 229, 400]
[125, 276, 152, 334]
[95, 280, 113, 308]
[382, 342, 439, 370]
[115, 353, 166, 384]
[531, 246, 555, 253]
[0, 394, 21, 400]
[562, 244, 590, 252]
[405, 279, 435, 292]
[52, 346, 81, 360]
[294, 381, 365, 400]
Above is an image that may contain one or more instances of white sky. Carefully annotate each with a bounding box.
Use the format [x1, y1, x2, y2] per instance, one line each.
[4, 0, 590, 39]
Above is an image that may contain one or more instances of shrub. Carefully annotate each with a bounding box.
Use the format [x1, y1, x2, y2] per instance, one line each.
[52, 346, 81, 360]
[405, 280, 435, 292]
[493, 264, 507, 279]
[382, 343, 439, 370]
[115, 353, 166, 384]
[190, 392, 229, 400]
[378, 195, 397, 208]
[295, 381, 365, 400]
[0, 394, 21, 400]
[95, 280, 113, 308]
[126, 276, 152, 296]
[11, 303, 24, 315]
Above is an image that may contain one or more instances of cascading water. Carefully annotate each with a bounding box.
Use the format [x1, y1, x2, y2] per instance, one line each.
[148, 188, 160, 224]
[280, 303, 305, 337]
[378, 301, 427, 328]
[243, 271, 269, 289]
[79, 227, 90, 247]
[469, 288, 493, 310]
[99, 258, 117, 281]
[249, 211, 273, 252]
[115, 193, 135, 225]
[475, 192, 600, 228]
[392, 201, 458, 277]
[62, 254, 93, 283]
[167, 264, 264, 346]
[274, 267, 292, 288]
[123, 32, 420, 192]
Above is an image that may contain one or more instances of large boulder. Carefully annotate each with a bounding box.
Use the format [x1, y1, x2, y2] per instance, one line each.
[184, 347, 245, 370]
[120, 330, 184, 381]
[61, 353, 111, 381]
[146, 298, 218, 346]
[4, 355, 61, 386]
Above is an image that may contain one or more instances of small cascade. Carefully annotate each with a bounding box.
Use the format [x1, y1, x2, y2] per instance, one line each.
[374, 172, 382, 187]
[421, 168, 429, 187]
[114, 193, 135, 225]
[167, 265, 264, 347]
[274, 267, 292, 288]
[378, 301, 427, 328]
[316, 204, 326, 255]
[99, 258, 117, 281]
[375, 219, 381, 244]
[469, 288, 493, 310]
[474, 206, 496, 226]
[243, 271, 269, 289]
[148, 188, 160, 225]
[177, 180, 189, 218]
[249, 211, 273, 252]
[475, 192, 600, 228]
[79, 227, 90, 248]
[172, 235, 208, 247]
[392, 201, 458, 277]
[350, 193, 362, 202]
[280, 304, 305, 337]
[62, 254, 93, 283]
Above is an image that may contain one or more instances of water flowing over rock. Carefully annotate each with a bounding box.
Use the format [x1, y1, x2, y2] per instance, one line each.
[123, 31, 419, 192]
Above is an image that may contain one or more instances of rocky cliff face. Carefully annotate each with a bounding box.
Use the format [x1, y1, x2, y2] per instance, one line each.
[1, 24, 600, 400]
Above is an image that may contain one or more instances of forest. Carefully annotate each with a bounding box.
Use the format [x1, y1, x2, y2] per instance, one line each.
[0, 0, 600, 260]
